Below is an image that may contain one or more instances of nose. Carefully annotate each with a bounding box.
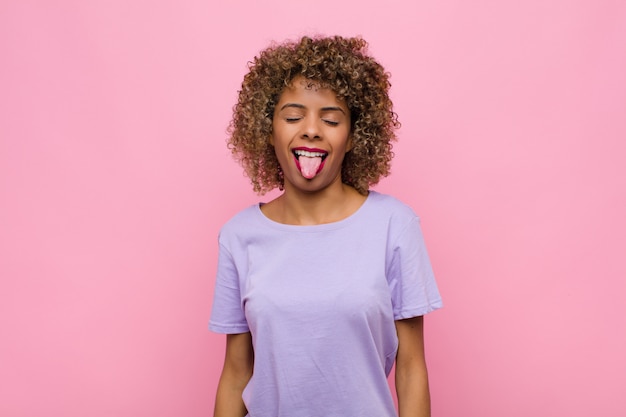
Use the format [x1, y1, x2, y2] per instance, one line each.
[300, 117, 321, 140]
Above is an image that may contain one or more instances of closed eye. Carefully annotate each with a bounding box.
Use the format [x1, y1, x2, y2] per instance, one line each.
[323, 119, 340, 126]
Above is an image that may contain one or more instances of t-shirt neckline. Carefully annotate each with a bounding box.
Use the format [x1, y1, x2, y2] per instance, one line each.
[255, 190, 377, 232]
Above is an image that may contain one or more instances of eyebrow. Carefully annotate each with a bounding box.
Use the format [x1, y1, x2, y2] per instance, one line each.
[279, 103, 346, 114]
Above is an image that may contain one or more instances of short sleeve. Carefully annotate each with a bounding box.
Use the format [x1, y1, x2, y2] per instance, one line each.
[387, 217, 443, 320]
[208, 242, 250, 334]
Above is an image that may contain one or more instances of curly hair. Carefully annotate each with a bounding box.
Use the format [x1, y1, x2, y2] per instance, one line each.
[228, 35, 400, 195]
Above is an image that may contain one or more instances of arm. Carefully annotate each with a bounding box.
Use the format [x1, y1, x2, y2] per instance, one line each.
[214, 332, 254, 417]
[395, 316, 431, 417]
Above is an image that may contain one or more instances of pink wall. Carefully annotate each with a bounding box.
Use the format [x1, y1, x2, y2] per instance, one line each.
[1, 1, 625, 416]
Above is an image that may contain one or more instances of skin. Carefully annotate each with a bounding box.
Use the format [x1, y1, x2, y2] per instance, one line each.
[214, 77, 431, 416]
[214, 333, 253, 417]
[395, 316, 431, 417]
[263, 76, 366, 225]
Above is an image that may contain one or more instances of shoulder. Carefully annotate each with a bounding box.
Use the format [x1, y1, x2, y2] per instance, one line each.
[218, 203, 264, 243]
[367, 191, 419, 222]
[364, 191, 425, 247]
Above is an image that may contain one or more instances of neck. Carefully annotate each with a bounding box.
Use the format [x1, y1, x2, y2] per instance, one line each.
[275, 181, 366, 225]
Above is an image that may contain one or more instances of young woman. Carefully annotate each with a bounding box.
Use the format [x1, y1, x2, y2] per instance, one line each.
[209, 35, 442, 417]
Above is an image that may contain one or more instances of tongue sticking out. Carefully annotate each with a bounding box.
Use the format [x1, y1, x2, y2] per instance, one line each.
[299, 155, 322, 179]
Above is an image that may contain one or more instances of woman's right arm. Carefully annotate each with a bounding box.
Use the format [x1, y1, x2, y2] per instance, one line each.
[214, 332, 254, 417]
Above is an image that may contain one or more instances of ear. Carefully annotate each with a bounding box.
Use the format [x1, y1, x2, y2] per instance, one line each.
[268, 133, 274, 146]
[345, 133, 354, 152]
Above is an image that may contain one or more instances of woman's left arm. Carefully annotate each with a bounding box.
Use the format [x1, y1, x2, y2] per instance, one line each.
[395, 315, 431, 417]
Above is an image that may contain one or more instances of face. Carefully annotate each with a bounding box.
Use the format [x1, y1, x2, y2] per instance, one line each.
[270, 77, 352, 194]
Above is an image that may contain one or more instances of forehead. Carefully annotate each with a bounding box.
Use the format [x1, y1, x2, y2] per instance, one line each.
[277, 77, 347, 107]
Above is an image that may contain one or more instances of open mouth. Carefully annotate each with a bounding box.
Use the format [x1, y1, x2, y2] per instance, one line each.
[292, 148, 328, 179]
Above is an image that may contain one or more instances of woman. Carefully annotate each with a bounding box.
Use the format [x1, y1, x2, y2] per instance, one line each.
[209, 35, 442, 417]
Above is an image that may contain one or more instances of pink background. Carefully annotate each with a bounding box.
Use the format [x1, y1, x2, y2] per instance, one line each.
[1, 1, 625, 416]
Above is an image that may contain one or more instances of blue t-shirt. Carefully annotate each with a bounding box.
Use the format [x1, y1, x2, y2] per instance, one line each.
[209, 191, 442, 417]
